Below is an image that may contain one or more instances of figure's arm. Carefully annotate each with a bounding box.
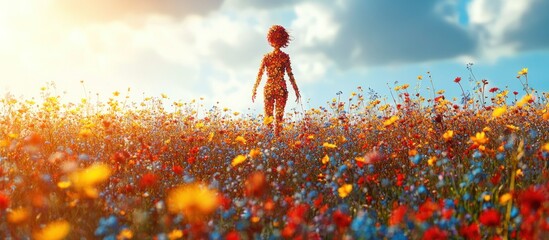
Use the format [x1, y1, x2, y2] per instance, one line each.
[252, 56, 266, 102]
[286, 56, 301, 102]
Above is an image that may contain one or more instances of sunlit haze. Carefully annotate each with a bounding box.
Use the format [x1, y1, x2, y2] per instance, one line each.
[1, 0, 548, 114]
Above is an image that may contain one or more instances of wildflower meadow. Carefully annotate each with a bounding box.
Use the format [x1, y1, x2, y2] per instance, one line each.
[0, 67, 548, 239]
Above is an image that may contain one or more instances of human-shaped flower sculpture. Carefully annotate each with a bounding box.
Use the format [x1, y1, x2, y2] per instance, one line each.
[252, 25, 301, 136]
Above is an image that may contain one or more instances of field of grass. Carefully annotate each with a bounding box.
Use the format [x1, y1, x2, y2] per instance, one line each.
[0, 69, 548, 239]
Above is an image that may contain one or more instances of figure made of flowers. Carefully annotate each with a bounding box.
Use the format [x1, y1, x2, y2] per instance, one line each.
[252, 25, 301, 136]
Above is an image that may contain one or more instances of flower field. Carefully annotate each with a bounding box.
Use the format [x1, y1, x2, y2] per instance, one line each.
[1, 69, 548, 239]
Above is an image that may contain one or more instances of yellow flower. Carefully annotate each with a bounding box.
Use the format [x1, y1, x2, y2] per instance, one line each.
[499, 193, 512, 205]
[417, 75, 423, 80]
[231, 155, 247, 167]
[402, 84, 410, 90]
[264, 116, 274, 125]
[506, 124, 520, 131]
[542, 142, 549, 152]
[57, 181, 71, 189]
[492, 106, 507, 118]
[0, 139, 9, 148]
[518, 67, 528, 75]
[71, 164, 111, 189]
[379, 104, 389, 111]
[33, 220, 71, 240]
[7, 207, 30, 224]
[117, 229, 133, 239]
[321, 154, 330, 165]
[113, 91, 120, 97]
[323, 142, 337, 149]
[235, 136, 247, 145]
[70, 164, 111, 198]
[167, 184, 218, 222]
[78, 128, 93, 138]
[383, 115, 399, 127]
[516, 169, 523, 177]
[428, 156, 437, 166]
[516, 94, 533, 107]
[436, 90, 445, 95]
[338, 184, 353, 198]
[168, 229, 183, 240]
[470, 132, 489, 145]
[442, 130, 454, 141]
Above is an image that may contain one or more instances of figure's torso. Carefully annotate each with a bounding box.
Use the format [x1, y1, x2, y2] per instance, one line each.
[264, 50, 289, 90]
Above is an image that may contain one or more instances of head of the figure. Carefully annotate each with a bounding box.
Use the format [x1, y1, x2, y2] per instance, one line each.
[267, 25, 290, 49]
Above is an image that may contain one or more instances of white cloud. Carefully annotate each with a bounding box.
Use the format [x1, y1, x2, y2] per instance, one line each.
[468, 0, 534, 59]
[292, 2, 340, 47]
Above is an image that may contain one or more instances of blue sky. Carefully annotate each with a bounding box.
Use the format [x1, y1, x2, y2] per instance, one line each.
[0, 0, 548, 115]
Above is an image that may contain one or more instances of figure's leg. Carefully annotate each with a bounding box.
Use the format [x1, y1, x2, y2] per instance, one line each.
[264, 88, 275, 132]
[274, 89, 288, 136]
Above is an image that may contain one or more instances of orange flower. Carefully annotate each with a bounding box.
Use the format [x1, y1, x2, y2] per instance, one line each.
[249, 148, 261, 159]
[7, 207, 30, 224]
[499, 193, 512, 205]
[167, 183, 218, 222]
[542, 142, 549, 152]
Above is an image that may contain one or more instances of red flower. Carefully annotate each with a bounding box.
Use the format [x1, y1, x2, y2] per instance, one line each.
[490, 172, 501, 185]
[218, 195, 232, 210]
[287, 204, 308, 224]
[396, 173, 405, 187]
[245, 172, 267, 198]
[389, 205, 408, 226]
[139, 173, 158, 188]
[518, 187, 546, 213]
[364, 149, 383, 165]
[24, 133, 44, 146]
[459, 223, 480, 240]
[225, 231, 240, 240]
[333, 210, 351, 229]
[489, 87, 499, 93]
[415, 199, 439, 222]
[479, 209, 501, 227]
[111, 150, 130, 163]
[513, 91, 519, 95]
[0, 193, 9, 209]
[172, 165, 184, 175]
[423, 226, 448, 240]
[454, 77, 462, 83]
